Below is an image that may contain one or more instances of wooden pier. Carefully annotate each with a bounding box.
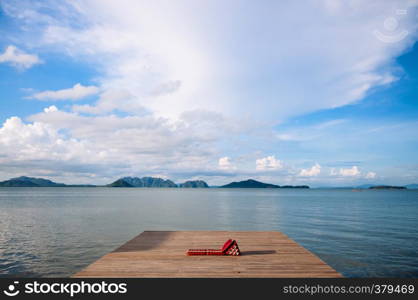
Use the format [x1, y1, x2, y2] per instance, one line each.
[73, 231, 341, 278]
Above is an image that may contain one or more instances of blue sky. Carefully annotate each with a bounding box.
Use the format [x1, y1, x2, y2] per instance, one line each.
[0, 0, 418, 186]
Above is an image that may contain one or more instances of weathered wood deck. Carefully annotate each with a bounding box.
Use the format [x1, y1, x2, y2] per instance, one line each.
[73, 231, 342, 278]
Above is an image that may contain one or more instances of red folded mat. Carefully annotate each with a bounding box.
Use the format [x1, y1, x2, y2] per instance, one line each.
[187, 239, 241, 256]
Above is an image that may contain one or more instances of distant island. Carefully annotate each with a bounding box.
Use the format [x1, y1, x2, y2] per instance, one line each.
[107, 177, 208, 188]
[220, 179, 309, 189]
[319, 184, 417, 190]
[0, 176, 66, 187]
[108, 177, 178, 188]
[369, 185, 406, 190]
[0, 176, 95, 187]
[221, 179, 280, 188]
[178, 180, 209, 188]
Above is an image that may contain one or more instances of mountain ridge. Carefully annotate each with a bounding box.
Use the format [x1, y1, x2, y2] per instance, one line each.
[178, 180, 209, 188]
[0, 176, 66, 187]
[220, 179, 309, 189]
[107, 177, 209, 188]
[108, 176, 177, 188]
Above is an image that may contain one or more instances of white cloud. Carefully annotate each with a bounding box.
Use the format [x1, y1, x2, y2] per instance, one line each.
[44, 105, 58, 113]
[0, 116, 89, 162]
[365, 171, 377, 179]
[299, 163, 321, 177]
[218, 157, 234, 170]
[7, 0, 416, 120]
[30, 83, 99, 101]
[0, 45, 42, 70]
[21, 108, 254, 181]
[72, 89, 147, 115]
[256, 156, 283, 171]
[339, 166, 361, 176]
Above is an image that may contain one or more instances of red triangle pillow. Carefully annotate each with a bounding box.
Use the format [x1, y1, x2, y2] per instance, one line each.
[221, 239, 234, 252]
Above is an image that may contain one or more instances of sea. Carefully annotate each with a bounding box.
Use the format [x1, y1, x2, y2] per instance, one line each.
[0, 187, 417, 277]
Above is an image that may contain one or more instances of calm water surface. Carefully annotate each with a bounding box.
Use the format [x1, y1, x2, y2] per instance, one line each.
[0, 187, 417, 277]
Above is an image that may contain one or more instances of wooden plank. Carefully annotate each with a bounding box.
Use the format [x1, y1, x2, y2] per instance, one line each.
[73, 231, 342, 278]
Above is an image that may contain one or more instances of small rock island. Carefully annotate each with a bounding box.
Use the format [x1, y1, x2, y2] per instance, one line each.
[369, 185, 406, 190]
